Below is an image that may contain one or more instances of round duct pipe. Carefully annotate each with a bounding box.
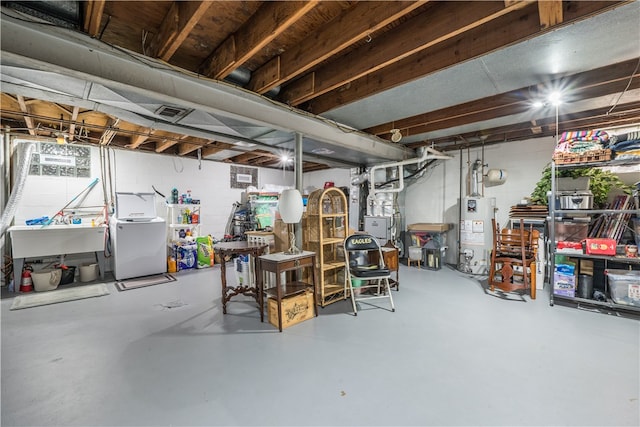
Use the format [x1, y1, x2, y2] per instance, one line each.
[225, 67, 281, 97]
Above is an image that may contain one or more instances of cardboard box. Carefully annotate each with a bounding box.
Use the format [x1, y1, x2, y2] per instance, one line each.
[268, 290, 315, 329]
[554, 272, 576, 297]
[407, 223, 452, 232]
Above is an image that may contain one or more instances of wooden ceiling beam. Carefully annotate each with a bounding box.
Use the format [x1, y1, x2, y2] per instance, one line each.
[538, 0, 563, 28]
[156, 134, 189, 153]
[67, 106, 80, 141]
[83, 0, 106, 37]
[155, 139, 179, 153]
[148, 1, 212, 61]
[409, 101, 640, 151]
[200, 142, 234, 158]
[367, 58, 640, 137]
[201, 1, 320, 80]
[16, 95, 36, 136]
[230, 150, 272, 163]
[129, 128, 155, 149]
[178, 142, 201, 156]
[280, 0, 532, 106]
[306, 1, 623, 114]
[99, 118, 120, 146]
[248, 1, 426, 94]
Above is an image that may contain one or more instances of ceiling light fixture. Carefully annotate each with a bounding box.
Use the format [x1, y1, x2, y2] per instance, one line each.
[549, 91, 562, 106]
[390, 128, 402, 143]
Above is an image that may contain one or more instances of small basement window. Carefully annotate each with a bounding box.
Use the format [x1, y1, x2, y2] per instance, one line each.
[29, 142, 91, 178]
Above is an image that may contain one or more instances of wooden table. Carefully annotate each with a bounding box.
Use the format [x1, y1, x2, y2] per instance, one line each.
[213, 241, 268, 314]
[256, 251, 318, 331]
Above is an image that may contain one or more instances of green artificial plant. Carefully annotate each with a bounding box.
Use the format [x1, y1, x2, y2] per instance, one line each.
[530, 164, 633, 208]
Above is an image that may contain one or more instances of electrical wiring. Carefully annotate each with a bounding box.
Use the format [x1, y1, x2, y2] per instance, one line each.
[607, 56, 640, 115]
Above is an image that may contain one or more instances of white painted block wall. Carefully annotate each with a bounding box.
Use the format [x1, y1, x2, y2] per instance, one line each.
[403, 136, 557, 264]
[9, 144, 293, 271]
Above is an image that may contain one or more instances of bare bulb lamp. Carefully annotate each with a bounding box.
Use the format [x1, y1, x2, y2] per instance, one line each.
[278, 189, 304, 254]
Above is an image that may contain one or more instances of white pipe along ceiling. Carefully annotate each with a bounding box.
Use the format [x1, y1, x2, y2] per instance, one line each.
[0, 8, 413, 168]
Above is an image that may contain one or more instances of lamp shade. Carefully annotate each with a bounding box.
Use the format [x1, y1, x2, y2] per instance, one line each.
[278, 189, 303, 224]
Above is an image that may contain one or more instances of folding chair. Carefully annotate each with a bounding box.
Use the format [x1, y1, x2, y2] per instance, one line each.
[344, 234, 395, 315]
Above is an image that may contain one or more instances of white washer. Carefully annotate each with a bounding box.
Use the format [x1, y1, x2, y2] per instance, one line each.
[110, 192, 167, 280]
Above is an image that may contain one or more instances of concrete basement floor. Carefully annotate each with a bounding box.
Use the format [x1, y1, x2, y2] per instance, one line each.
[1, 264, 638, 426]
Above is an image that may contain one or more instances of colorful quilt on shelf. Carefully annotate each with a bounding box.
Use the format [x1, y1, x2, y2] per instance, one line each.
[554, 130, 609, 154]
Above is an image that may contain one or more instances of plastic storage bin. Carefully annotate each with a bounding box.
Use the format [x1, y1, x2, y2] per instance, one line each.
[607, 269, 640, 307]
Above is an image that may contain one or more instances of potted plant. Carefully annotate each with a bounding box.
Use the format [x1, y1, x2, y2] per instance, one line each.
[530, 164, 633, 208]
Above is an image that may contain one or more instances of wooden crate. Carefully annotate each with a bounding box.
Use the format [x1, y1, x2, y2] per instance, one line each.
[268, 290, 315, 329]
[552, 149, 612, 165]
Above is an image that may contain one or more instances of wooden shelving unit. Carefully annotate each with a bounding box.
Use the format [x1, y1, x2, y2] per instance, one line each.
[303, 187, 349, 307]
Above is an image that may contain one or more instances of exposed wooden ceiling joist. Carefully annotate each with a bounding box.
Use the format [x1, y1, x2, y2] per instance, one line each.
[281, 0, 532, 106]
[200, 1, 320, 80]
[16, 95, 36, 136]
[83, 0, 105, 37]
[248, 0, 426, 94]
[366, 58, 640, 138]
[537, 0, 563, 28]
[147, 1, 212, 61]
[1, 1, 637, 173]
[410, 100, 640, 152]
[304, 1, 624, 114]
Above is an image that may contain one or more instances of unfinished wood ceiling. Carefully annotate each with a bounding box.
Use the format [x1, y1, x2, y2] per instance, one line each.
[1, 1, 639, 171]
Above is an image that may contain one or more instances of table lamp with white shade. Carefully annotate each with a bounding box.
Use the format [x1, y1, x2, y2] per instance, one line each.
[278, 188, 304, 254]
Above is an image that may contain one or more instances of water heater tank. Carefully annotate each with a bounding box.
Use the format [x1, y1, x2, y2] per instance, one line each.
[459, 197, 496, 275]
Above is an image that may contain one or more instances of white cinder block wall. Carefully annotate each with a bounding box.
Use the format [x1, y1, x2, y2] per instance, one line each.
[9, 144, 293, 270]
[109, 149, 292, 238]
[13, 146, 293, 238]
[403, 136, 556, 264]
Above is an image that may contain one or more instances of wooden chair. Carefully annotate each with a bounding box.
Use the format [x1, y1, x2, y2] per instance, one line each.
[488, 218, 538, 299]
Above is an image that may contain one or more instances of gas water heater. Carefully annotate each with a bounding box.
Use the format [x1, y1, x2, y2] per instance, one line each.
[459, 196, 495, 275]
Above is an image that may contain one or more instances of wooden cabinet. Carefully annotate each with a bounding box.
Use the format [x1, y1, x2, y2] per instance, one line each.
[303, 187, 349, 307]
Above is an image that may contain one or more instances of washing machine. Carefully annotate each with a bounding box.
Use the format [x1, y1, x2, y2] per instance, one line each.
[110, 192, 167, 280]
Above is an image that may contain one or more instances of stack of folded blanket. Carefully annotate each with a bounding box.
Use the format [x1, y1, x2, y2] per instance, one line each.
[554, 130, 609, 154]
[607, 131, 640, 162]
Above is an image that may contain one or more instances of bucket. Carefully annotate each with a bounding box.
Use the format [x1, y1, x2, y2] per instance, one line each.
[578, 274, 594, 299]
[79, 263, 99, 282]
[408, 246, 422, 261]
[32, 269, 62, 292]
